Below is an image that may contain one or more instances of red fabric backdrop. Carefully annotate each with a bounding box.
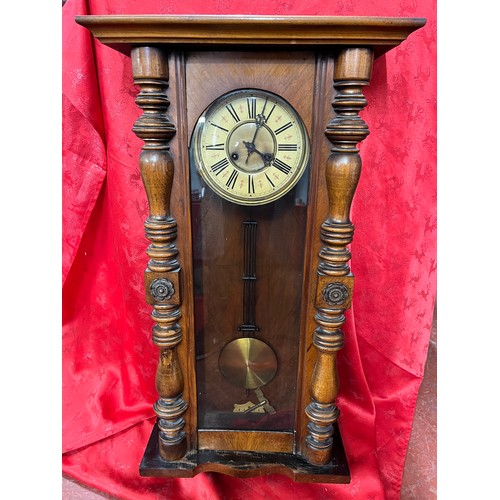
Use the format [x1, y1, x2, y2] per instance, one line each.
[62, 1, 436, 498]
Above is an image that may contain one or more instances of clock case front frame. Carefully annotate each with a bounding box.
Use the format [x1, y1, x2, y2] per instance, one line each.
[188, 67, 313, 442]
[75, 15, 426, 483]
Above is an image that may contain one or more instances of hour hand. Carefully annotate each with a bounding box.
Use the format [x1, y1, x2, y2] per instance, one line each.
[242, 141, 273, 163]
[253, 147, 274, 167]
[243, 140, 256, 154]
[259, 151, 274, 166]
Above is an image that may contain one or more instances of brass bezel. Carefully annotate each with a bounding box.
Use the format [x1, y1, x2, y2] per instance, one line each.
[191, 88, 310, 206]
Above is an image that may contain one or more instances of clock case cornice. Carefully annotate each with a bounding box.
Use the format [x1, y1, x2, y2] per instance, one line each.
[75, 15, 426, 58]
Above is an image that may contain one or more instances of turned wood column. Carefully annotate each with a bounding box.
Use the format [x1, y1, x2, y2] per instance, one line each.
[131, 46, 188, 461]
[304, 48, 373, 465]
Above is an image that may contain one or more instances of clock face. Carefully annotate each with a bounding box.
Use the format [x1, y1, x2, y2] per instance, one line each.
[191, 89, 310, 206]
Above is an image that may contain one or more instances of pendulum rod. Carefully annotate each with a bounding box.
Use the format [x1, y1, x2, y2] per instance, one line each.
[238, 221, 259, 336]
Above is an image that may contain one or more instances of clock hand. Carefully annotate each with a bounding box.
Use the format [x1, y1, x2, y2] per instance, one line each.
[243, 139, 256, 154]
[244, 114, 267, 164]
[243, 138, 257, 165]
[253, 149, 274, 166]
[242, 142, 274, 167]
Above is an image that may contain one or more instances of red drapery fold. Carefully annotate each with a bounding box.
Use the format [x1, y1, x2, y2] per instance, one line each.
[62, 0, 436, 498]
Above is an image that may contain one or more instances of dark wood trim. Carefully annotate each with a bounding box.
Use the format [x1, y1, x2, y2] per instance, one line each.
[303, 47, 373, 465]
[131, 46, 188, 461]
[170, 50, 199, 452]
[295, 52, 333, 457]
[140, 422, 350, 482]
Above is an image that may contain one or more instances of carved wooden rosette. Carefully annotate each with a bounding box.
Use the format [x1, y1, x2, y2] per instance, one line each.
[131, 46, 188, 461]
[304, 48, 373, 465]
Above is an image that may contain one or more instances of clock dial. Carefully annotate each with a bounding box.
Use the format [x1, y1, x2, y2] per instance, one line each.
[192, 89, 310, 206]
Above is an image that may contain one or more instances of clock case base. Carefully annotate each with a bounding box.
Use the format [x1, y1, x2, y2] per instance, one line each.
[140, 423, 350, 483]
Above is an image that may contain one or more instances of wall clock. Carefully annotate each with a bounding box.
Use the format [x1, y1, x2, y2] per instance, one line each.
[75, 15, 425, 483]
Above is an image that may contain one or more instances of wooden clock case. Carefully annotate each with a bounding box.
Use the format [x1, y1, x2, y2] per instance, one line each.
[75, 15, 425, 483]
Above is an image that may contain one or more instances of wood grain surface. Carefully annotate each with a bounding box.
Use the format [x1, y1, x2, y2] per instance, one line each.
[75, 15, 425, 58]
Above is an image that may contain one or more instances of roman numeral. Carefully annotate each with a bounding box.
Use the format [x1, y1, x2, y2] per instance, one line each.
[211, 158, 229, 175]
[248, 175, 255, 194]
[278, 144, 298, 151]
[226, 169, 239, 189]
[247, 97, 257, 119]
[225, 103, 240, 123]
[265, 173, 275, 188]
[266, 103, 276, 121]
[206, 143, 225, 150]
[273, 158, 292, 175]
[211, 123, 229, 132]
[274, 122, 293, 135]
[261, 97, 269, 116]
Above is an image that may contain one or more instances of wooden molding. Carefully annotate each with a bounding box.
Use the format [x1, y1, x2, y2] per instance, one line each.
[131, 46, 188, 461]
[75, 15, 425, 57]
[198, 430, 294, 453]
[303, 47, 373, 465]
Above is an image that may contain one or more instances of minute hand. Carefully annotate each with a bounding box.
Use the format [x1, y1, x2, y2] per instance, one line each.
[244, 114, 267, 164]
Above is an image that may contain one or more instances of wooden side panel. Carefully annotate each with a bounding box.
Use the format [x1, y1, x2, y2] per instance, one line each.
[295, 55, 334, 457]
[166, 51, 198, 451]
